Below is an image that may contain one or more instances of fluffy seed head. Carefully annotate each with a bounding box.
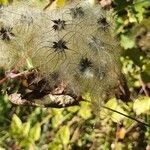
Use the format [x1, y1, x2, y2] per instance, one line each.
[0, 1, 122, 109]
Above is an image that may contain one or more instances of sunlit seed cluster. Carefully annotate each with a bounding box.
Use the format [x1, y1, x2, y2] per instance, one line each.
[0, 1, 121, 106]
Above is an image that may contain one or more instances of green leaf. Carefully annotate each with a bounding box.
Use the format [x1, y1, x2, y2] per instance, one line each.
[120, 34, 135, 49]
[100, 98, 128, 123]
[58, 126, 70, 145]
[134, 0, 150, 22]
[29, 123, 41, 142]
[111, 106, 128, 123]
[26, 57, 34, 69]
[48, 142, 62, 150]
[127, 9, 137, 23]
[78, 101, 92, 119]
[11, 114, 22, 129]
[51, 110, 64, 128]
[11, 114, 23, 136]
[56, 0, 66, 7]
[22, 121, 31, 137]
[67, 106, 80, 113]
[133, 96, 150, 115]
[105, 98, 118, 108]
[135, 5, 144, 22]
[0, 0, 9, 5]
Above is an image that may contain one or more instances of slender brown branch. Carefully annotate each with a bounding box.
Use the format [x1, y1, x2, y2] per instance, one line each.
[6, 70, 31, 79]
[126, 122, 139, 134]
[43, 0, 55, 11]
[102, 106, 150, 127]
[0, 69, 36, 85]
[139, 74, 149, 97]
[0, 77, 8, 85]
[0, 69, 17, 85]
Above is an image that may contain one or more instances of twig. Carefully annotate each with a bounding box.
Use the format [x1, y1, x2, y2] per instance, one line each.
[43, 0, 55, 11]
[139, 74, 149, 97]
[0, 69, 36, 85]
[0, 69, 16, 85]
[126, 122, 139, 134]
[6, 70, 31, 79]
[0, 77, 7, 85]
[102, 106, 150, 127]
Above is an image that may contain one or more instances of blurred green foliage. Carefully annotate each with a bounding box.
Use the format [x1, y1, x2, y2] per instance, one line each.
[0, 0, 150, 149]
[0, 0, 9, 5]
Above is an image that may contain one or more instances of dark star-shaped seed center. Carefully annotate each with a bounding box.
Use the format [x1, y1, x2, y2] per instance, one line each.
[97, 17, 109, 30]
[79, 57, 93, 73]
[52, 19, 66, 31]
[70, 7, 84, 19]
[52, 40, 68, 52]
[0, 27, 15, 41]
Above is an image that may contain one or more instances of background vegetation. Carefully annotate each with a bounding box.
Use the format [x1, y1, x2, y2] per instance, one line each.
[0, 0, 150, 149]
